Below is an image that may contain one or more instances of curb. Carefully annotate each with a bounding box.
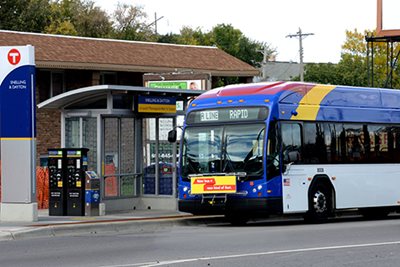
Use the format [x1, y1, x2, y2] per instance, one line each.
[0, 215, 223, 241]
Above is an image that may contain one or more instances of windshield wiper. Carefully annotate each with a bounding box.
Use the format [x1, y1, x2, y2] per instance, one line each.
[222, 139, 235, 172]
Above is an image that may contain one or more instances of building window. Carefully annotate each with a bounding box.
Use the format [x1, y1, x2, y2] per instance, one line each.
[100, 72, 117, 85]
[50, 71, 65, 97]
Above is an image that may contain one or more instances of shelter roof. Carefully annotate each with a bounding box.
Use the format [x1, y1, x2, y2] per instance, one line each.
[38, 85, 203, 109]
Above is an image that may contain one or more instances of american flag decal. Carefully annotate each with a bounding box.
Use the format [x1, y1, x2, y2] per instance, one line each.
[283, 178, 290, 186]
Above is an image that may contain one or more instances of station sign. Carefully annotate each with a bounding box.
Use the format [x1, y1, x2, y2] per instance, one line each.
[0, 45, 36, 138]
[0, 45, 37, 213]
[138, 96, 176, 113]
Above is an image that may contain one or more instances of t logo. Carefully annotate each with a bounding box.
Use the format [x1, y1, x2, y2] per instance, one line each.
[7, 49, 21, 65]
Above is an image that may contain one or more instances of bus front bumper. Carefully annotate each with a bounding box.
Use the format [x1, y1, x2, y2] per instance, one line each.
[178, 197, 283, 215]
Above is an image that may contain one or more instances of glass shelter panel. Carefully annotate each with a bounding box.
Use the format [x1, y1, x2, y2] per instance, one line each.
[104, 118, 119, 197]
[158, 118, 174, 195]
[143, 118, 156, 194]
[142, 118, 175, 196]
[121, 118, 135, 197]
[83, 117, 97, 171]
[65, 117, 97, 172]
[65, 118, 80, 148]
[103, 117, 137, 198]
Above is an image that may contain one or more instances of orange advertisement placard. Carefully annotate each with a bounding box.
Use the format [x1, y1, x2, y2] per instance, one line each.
[191, 176, 237, 194]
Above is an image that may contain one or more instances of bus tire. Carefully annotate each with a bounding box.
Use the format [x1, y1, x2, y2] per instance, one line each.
[305, 183, 332, 223]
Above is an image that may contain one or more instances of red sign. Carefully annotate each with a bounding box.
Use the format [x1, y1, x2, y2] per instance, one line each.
[193, 178, 216, 185]
[7, 49, 21, 65]
[204, 185, 236, 191]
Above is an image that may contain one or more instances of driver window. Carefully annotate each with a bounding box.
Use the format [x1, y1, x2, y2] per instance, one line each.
[281, 123, 302, 164]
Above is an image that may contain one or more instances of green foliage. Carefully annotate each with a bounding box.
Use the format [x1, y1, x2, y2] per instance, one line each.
[304, 29, 400, 88]
[0, 0, 51, 32]
[0, 0, 273, 88]
[74, 1, 112, 38]
[158, 23, 272, 67]
[111, 2, 156, 41]
[45, 0, 112, 37]
[210, 24, 266, 66]
[157, 33, 181, 44]
[303, 63, 339, 84]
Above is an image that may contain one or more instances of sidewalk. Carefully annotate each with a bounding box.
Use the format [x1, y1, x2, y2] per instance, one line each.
[0, 209, 219, 241]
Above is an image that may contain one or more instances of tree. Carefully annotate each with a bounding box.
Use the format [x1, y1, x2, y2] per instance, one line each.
[303, 63, 341, 84]
[111, 2, 156, 41]
[338, 29, 370, 87]
[0, 0, 51, 32]
[158, 23, 274, 68]
[45, 0, 112, 37]
[304, 29, 400, 88]
[210, 24, 273, 67]
[175, 26, 212, 46]
[74, 1, 112, 38]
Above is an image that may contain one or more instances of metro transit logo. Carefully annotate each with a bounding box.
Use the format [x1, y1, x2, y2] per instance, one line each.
[7, 49, 21, 65]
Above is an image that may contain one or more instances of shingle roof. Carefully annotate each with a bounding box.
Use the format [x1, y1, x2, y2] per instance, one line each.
[0, 30, 258, 77]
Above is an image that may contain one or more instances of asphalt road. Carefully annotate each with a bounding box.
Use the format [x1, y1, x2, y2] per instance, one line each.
[0, 215, 400, 267]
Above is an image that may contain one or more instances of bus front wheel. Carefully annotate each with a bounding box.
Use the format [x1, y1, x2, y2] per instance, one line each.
[305, 184, 332, 223]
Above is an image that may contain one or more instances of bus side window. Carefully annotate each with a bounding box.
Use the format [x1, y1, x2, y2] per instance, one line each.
[281, 123, 302, 164]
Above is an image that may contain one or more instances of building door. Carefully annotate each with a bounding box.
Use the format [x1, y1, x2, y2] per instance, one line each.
[142, 117, 176, 196]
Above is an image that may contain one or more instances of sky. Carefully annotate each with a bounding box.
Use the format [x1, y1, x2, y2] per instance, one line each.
[93, 0, 399, 64]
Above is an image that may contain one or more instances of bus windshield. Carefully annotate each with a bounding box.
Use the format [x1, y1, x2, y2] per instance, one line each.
[181, 124, 265, 180]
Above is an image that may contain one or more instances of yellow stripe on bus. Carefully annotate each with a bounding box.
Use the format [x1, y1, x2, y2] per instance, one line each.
[291, 84, 336, 120]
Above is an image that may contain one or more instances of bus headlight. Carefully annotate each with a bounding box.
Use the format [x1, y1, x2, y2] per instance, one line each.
[183, 186, 188, 192]
[257, 185, 263, 191]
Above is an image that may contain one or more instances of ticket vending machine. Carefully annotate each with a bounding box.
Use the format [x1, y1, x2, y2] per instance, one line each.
[65, 148, 89, 216]
[85, 171, 100, 216]
[48, 149, 65, 216]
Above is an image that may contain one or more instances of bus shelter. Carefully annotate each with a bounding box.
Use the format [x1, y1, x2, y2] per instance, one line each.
[38, 85, 203, 212]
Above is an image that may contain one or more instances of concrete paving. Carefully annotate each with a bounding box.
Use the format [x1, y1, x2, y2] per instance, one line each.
[0, 209, 219, 241]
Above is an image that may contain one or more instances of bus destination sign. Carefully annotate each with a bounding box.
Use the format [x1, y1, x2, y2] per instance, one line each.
[188, 107, 268, 124]
[200, 110, 219, 121]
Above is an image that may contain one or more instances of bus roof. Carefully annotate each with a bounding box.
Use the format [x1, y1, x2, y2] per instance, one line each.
[192, 82, 400, 123]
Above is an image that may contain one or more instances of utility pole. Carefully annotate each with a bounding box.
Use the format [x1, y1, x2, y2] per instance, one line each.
[286, 28, 314, 81]
[147, 12, 164, 35]
[256, 46, 271, 80]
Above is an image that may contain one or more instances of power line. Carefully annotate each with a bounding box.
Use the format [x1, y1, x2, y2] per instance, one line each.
[286, 27, 314, 81]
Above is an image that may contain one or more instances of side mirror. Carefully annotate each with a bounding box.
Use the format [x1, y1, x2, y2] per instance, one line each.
[168, 129, 177, 143]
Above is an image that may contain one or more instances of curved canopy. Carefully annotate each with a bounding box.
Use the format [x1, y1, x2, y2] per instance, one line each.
[38, 85, 203, 109]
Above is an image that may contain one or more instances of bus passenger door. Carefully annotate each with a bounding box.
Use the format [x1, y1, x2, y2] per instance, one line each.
[281, 123, 309, 213]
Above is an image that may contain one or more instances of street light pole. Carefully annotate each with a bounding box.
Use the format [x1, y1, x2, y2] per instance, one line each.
[287, 28, 314, 81]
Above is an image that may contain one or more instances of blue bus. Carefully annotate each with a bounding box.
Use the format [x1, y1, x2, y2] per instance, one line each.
[169, 82, 400, 224]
